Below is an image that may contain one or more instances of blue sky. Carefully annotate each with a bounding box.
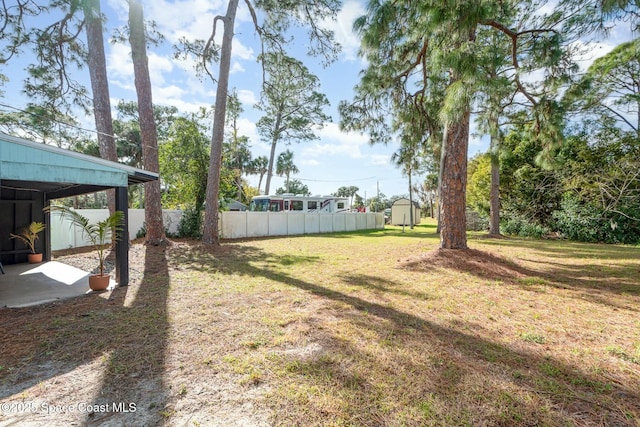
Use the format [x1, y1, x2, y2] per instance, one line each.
[1, 0, 634, 200]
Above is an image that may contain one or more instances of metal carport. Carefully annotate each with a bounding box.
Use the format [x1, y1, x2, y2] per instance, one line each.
[0, 133, 158, 286]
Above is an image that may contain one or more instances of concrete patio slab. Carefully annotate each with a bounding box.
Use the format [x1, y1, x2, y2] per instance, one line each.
[0, 261, 116, 308]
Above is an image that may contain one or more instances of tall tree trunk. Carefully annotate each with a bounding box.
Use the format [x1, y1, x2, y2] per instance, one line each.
[489, 131, 501, 236]
[264, 117, 281, 195]
[430, 197, 434, 218]
[83, 0, 117, 213]
[236, 172, 242, 201]
[257, 173, 264, 194]
[436, 124, 448, 234]
[408, 172, 414, 229]
[439, 111, 469, 249]
[265, 139, 277, 194]
[202, 0, 239, 245]
[129, 0, 165, 245]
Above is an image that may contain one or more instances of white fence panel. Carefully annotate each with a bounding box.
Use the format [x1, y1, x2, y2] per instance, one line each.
[51, 209, 183, 251]
[52, 210, 384, 249]
[319, 214, 333, 233]
[367, 213, 376, 229]
[247, 212, 269, 237]
[221, 211, 247, 239]
[345, 214, 357, 232]
[269, 213, 288, 236]
[332, 214, 346, 232]
[304, 215, 320, 234]
[219, 211, 384, 239]
[287, 214, 305, 235]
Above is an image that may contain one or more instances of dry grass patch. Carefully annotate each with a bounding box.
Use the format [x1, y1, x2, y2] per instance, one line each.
[1, 222, 639, 426]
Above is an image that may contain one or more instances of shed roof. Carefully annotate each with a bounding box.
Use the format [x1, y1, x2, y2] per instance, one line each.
[0, 133, 158, 199]
[391, 198, 420, 208]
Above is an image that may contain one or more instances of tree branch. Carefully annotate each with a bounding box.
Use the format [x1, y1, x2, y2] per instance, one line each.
[203, 15, 225, 83]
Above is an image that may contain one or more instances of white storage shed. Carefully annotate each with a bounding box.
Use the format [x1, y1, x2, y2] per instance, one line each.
[390, 198, 421, 226]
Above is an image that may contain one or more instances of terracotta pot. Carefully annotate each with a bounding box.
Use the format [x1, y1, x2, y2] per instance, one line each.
[89, 274, 111, 291]
[28, 253, 43, 264]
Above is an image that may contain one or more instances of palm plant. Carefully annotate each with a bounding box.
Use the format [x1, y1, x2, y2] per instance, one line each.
[250, 156, 269, 194]
[276, 150, 300, 194]
[10, 221, 46, 254]
[47, 206, 124, 277]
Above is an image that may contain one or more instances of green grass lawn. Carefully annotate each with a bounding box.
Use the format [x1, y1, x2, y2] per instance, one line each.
[1, 219, 639, 426]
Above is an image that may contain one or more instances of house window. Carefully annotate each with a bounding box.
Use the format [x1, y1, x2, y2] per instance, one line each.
[291, 200, 303, 211]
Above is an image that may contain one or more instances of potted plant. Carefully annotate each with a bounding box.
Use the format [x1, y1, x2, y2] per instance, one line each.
[10, 221, 46, 263]
[46, 206, 124, 291]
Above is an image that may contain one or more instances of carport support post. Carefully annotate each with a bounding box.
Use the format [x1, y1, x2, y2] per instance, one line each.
[115, 186, 129, 286]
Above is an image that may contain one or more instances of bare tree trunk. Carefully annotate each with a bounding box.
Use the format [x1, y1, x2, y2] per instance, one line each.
[408, 172, 414, 229]
[129, 0, 165, 245]
[236, 172, 242, 202]
[439, 111, 469, 249]
[83, 0, 117, 213]
[489, 133, 501, 236]
[265, 140, 277, 194]
[257, 173, 264, 194]
[202, 0, 239, 245]
[264, 115, 281, 195]
[436, 124, 448, 234]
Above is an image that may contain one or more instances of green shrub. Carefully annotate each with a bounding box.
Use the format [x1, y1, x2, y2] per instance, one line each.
[553, 196, 640, 244]
[136, 223, 147, 239]
[501, 215, 549, 238]
[177, 206, 203, 238]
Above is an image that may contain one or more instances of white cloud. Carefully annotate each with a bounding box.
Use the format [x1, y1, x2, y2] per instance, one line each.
[237, 89, 258, 106]
[370, 154, 391, 166]
[237, 118, 260, 146]
[148, 53, 175, 86]
[107, 43, 134, 90]
[232, 38, 255, 61]
[321, 0, 366, 61]
[230, 61, 246, 74]
[301, 141, 355, 158]
[144, 0, 226, 44]
[299, 123, 369, 160]
[318, 122, 368, 145]
[300, 159, 320, 166]
[571, 40, 616, 72]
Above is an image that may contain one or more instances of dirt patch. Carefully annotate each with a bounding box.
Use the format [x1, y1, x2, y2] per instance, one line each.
[400, 248, 528, 282]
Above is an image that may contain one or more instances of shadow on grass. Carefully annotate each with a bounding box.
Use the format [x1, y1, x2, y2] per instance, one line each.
[402, 246, 640, 312]
[173, 243, 640, 425]
[83, 244, 170, 424]
[474, 234, 640, 261]
[0, 245, 170, 425]
[342, 273, 435, 301]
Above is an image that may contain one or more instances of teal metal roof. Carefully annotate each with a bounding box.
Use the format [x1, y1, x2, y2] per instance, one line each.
[0, 133, 158, 199]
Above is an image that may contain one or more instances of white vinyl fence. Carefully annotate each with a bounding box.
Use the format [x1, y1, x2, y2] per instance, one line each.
[219, 211, 385, 239]
[50, 209, 182, 251]
[50, 210, 385, 250]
